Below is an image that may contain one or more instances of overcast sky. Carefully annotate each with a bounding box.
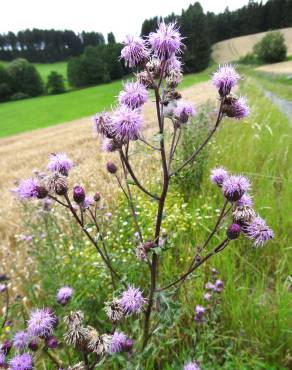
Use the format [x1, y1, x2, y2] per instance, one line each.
[0, 0, 265, 41]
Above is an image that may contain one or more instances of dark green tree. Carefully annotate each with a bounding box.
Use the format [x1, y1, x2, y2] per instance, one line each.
[6, 58, 44, 97]
[0, 66, 13, 102]
[254, 31, 287, 63]
[180, 2, 211, 72]
[46, 71, 65, 94]
[107, 32, 116, 44]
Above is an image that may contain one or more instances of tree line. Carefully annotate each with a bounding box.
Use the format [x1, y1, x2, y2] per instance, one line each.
[0, 29, 106, 62]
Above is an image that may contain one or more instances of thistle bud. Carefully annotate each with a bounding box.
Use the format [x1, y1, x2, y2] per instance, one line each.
[107, 161, 117, 174]
[1, 340, 12, 355]
[94, 192, 101, 202]
[123, 338, 134, 352]
[45, 335, 58, 349]
[36, 186, 48, 199]
[28, 339, 38, 351]
[227, 223, 241, 240]
[73, 185, 85, 204]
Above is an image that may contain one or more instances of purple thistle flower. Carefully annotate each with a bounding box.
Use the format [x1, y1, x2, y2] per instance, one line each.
[112, 105, 143, 141]
[244, 216, 274, 247]
[214, 279, 224, 293]
[110, 331, 127, 353]
[0, 284, 7, 293]
[236, 193, 253, 208]
[194, 305, 205, 322]
[123, 338, 134, 352]
[56, 286, 73, 306]
[148, 22, 182, 60]
[15, 178, 46, 200]
[227, 96, 249, 119]
[9, 353, 33, 370]
[205, 282, 215, 291]
[210, 167, 229, 187]
[1, 340, 12, 355]
[92, 112, 113, 138]
[184, 361, 201, 370]
[0, 352, 5, 367]
[222, 175, 251, 202]
[47, 153, 74, 176]
[204, 292, 212, 301]
[119, 81, 148, 109]
[101, 137, 118, 153]
[165, 55, 182, 73]
[121, 35, 149, 68]
[13, 331, 30, 351]
[212, 64, 240, 96]
[174, 100, 196, 124]
[80, 196, 94, 210]
[27, 308, 55, 338]
[119, 286, 146, 314]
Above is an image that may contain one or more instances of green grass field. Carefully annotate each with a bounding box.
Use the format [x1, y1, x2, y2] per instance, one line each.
[0, 60, 67, 82]
[0, 68, 213, 138]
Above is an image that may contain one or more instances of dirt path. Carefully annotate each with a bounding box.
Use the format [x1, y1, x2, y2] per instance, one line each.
[0, 81, 216, 276]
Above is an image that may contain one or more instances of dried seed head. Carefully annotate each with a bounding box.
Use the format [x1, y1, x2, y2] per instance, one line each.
[68, 362, 86, 370]
[136, 71, 154, 88]
[87, 332, 112, 355]
[104, 300, 124, 322]
[233, 206, 256, 224]
[64, 311, 89, 350]
[45, 173, 68, 196]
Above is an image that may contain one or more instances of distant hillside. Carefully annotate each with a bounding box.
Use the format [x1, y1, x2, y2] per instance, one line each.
[212, 27, 292, 63]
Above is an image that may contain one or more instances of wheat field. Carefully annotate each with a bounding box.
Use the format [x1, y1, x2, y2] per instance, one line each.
[212, 27, 292, 63]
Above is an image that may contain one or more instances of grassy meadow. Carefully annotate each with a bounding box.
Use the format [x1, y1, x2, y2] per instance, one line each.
[0, 68, 212, 137]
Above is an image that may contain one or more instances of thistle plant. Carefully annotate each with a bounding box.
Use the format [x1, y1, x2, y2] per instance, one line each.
[1, 22, 274, 369]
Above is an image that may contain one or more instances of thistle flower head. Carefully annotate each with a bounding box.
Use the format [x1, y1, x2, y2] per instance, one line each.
[214, 279, 224, 293]
[92, 112, 113, 138]
[9, 353, 33, 370]
[165, 55, 182, 74]
[1, 340, 12, 355]
[64, 311, 88, 350]
[204, 292, 212, 301]
[224, 96, 249, 119]
[222, 175, 250, 202]
[57, 286, 73, 305]
[184, 361, 201, 370]
[226, 223, 241, 240]
[101, 137, 120, 152]
[104, 300, 124, 323]
[121, 35, 149, 67]
[119, 286, 146, 314]
[27, 308, 55, 338]
[112, 105, 143, 141]
[136, 70, 153, 88]
[118, 81, 148, 109]
[194, 305, 205, 322]
[174, 100, 196, 124]
[13, 331, 30, 351]
[149, 22, 182, 60]
[80, 196, 94, 210]
[87, 330, 112, 355]
[244, 216, 274, 247]
[210, 167, 229, 187]
[205, 282, 215, 291]
[16, 178, 47, 200]
[45, 173, 68, 195]
[233, 205, 256, 224]
[212, 64, 240, 96]
[47, 153, 74, 176]
[110, 331, 127, 353]
[236, 194, 253, 208]
[73, 185, 86, 204]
